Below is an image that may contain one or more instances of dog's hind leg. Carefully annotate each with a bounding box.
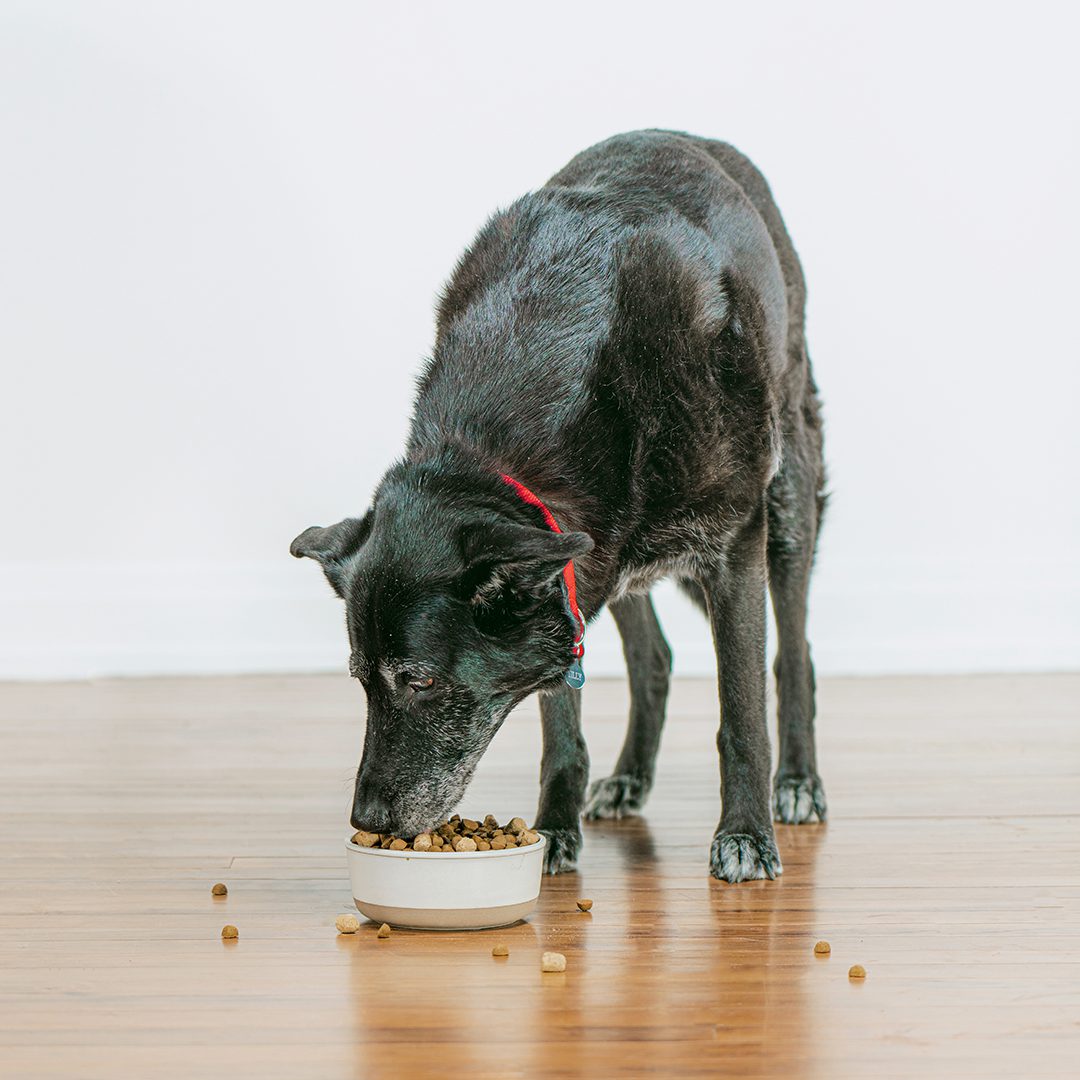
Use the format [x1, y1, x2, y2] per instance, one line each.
[536, 684, 589, 873]
[584, 593, 672, 820]
[767, 398, 827, 824]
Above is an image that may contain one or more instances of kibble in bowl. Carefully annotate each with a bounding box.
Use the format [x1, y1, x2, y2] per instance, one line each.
[345, 814, 547, 931]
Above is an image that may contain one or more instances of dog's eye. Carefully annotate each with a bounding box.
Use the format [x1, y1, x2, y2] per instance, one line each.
[397, 671, 436, 698]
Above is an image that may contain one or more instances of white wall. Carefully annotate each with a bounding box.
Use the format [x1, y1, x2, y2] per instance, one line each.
[2, 1, 1078, 680]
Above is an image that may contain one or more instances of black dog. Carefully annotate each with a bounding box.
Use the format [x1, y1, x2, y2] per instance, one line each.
[292, 130, 826, 882]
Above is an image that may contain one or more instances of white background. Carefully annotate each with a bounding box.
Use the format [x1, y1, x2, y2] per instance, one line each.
[2, 1, 1078, 680]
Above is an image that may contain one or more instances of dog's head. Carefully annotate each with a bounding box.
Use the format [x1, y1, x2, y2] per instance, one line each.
[291, 477, 591, 836]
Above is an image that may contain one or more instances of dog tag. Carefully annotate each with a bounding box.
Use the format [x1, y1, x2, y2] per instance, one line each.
[564, 658, 585, 689]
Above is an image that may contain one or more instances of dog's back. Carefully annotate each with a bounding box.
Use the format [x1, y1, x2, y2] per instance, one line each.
[411, 130, 816, 586]
[547, 130, 807, 362]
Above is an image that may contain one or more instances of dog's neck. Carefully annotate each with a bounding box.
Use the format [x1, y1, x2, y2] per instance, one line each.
[391, 439, 614, 619]
[404, 438, 588, 534]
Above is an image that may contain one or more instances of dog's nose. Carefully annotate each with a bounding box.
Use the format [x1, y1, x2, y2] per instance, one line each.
[351, 786, 393, 833]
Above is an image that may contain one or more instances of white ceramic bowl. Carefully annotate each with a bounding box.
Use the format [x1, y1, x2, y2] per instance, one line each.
[345, 834, 547, 930]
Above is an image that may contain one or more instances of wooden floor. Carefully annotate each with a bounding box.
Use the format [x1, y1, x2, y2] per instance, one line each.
[1, 673, 1078, 1078]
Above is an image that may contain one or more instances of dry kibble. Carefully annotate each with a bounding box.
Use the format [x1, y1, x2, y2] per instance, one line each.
[220, 925, 238, 940]
[814, 940, 831, 956]
[491, 943, 510, 957]
[376, 923, 392, 939]
[541, 951, 566, 973]
[335, 914, 361, 934]
[350, 814, 539, 854]
[211, 883, 228, 897]
[576, 899, 593, 912]
[848, 964, 867, 980]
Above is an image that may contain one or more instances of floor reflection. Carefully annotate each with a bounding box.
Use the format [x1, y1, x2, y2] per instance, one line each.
[526, 815, 828, 1075]
[705, 823, 828, 1052]
[339, 816, 828, 1076]
[584, 812, 658, 871]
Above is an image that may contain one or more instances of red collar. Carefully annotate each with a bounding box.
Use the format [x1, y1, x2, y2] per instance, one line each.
[499, 474, 586, 666]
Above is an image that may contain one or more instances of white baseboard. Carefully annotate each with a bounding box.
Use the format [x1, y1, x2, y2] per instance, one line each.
[1, 559, 1077, 680]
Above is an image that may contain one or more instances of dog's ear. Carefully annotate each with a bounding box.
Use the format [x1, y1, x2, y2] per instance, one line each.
[290, 516, 372, 563]
[462, 522, 593, 603]
[290, 514, 372, 596]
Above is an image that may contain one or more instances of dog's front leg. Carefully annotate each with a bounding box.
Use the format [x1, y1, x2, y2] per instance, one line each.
[704, 506, 783, 882]
[535, 683, 588, 873]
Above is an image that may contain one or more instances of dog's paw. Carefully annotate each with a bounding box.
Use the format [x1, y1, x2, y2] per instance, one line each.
[583, 774, 650, 820]
[538, 827, 582, 874]
[709, 829, 783, 883]
[772, 774, 827, 824]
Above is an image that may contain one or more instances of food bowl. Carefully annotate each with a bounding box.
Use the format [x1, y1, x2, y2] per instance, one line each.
[345, 833, 547, 930]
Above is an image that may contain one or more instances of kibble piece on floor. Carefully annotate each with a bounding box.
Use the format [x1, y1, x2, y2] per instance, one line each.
[210, 883, 228, 897]
[376, 923, 392, 939]
[453, 836, 478, 852]
[576, 898, 593, 912]
[491, 943, 510, 957]
[352, 830, 380, 848]
[389, 838, 408, 851]
[848, 964, 867, 979]
[335, 914, 361, 934]
[814, 940, 831, 955]
[541, 951, 566, 972]
[220, 925, 238, 940]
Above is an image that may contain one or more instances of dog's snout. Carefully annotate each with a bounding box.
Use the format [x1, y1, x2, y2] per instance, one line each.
[351, 785, 393, 833]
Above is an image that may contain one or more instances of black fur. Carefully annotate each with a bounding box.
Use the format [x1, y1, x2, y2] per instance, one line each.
[292, 130, 827, 881]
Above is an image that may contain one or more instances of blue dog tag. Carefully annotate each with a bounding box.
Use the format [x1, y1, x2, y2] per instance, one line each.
[564, 658, 585, 689]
